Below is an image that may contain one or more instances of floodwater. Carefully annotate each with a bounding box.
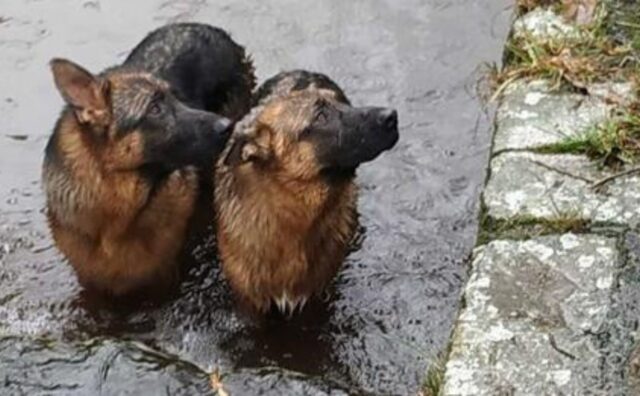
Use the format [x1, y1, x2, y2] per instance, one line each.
[0, 0, 511, 394]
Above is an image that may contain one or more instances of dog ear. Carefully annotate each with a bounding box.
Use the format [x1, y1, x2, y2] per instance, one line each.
[50, 58, 110, 126]
[223, 125, 272, 167]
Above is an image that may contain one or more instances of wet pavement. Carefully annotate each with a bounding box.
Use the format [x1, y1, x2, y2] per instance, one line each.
[0, 0, 511, 394]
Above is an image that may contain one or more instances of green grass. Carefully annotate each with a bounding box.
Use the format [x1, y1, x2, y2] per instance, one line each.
[534, 102, 640, 167]
[421, 353, 446, 396]
[535, 133, 599, 155]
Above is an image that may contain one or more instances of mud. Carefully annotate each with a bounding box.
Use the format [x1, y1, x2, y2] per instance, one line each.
[0, 0, 511, 394]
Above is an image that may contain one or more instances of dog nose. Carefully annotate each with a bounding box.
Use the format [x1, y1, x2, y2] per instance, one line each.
[378, 108, 398, 131]
[213, 117, 232, 135]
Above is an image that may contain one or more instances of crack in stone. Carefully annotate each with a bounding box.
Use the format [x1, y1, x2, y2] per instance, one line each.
[548, 333, 577, 360]
[529, 159, 595, 184]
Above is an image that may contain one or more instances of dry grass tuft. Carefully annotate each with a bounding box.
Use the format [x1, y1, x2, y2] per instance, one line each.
[516, 0, 560, 16]
[490, 3, 635, 99]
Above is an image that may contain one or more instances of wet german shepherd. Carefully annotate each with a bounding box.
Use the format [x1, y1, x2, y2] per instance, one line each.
[43, 23, 255, 297]
[215, 70, 399, 314]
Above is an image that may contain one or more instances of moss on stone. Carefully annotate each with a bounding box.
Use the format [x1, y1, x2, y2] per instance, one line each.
[477, 210, 590, 245]
[535, 131, 601, 156]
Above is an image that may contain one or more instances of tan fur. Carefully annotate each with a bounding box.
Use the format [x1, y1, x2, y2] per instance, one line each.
[214, 91, 358, 313]
[44, 69, 197, 296]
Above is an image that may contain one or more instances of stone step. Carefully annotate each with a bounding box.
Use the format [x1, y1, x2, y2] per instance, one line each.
[441, 234, 637, 395]
[484, 152, 640, 227]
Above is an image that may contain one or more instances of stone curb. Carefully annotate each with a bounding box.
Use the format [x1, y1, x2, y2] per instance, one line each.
[485, 152, 640, 227]
[440, 5, 640, 396]
[443, 234, 618, 395]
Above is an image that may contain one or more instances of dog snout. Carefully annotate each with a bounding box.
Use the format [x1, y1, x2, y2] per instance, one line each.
[213, 116, 232, 135]
[377, 108, 398, 132]
[372, 107, 399, 150]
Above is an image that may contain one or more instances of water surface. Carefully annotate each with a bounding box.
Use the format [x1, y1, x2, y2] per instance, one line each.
[0, 1, 511, 394]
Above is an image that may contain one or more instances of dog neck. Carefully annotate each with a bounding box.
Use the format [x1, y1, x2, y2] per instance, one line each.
[235, 166, 338, 222]
[216, 164, 357, 249]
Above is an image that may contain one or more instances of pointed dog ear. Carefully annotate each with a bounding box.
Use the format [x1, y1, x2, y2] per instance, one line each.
[50, 58, 110, 126]
[222, 125, 272, 167]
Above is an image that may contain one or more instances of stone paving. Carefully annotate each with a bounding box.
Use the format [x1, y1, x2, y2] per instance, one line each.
[442, 7, 640, 396]
[493, 80, 617, 153]
[484, 152, 640, 226]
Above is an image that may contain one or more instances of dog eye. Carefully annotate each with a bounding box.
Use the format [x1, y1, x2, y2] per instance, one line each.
[148, 102, 163, 117]
[300, 127, 313, 137]
[314, 110, 328, 125]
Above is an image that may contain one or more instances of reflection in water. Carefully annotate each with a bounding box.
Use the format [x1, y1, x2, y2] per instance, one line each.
[0, 0, 511, 394]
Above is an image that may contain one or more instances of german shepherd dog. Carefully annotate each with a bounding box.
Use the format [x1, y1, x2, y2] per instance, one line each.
[43, 23, 255, 297]
[215, 70, 399, 314]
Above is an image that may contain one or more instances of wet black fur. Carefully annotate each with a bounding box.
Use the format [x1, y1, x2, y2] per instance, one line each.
[253, 70, 350, 106]
[125, 23, 255, 120]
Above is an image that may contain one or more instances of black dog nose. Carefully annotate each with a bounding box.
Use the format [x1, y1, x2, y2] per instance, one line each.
[378, 108, 398, 131]
[213, 117, 232, 135]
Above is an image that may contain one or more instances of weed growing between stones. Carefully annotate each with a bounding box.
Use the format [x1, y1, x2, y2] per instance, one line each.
[421, 352, 447, 396]
[477, 211, 590, 244]
[490, 4, 635, 97]
[535, 96, 640, 167]
[491, 0, 640, 168]
[535, 130, 602, 156]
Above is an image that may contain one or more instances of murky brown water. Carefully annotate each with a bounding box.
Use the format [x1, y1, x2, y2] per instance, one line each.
[0, 0, 511, 394]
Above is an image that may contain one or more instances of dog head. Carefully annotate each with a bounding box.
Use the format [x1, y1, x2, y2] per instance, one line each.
[50, 58, 231, 171]
[221, 86, 398, 182]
